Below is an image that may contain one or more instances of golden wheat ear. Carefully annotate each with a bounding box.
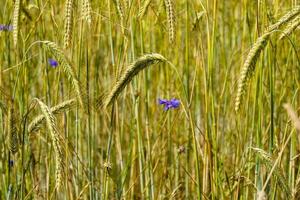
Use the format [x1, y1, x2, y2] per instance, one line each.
[28, 98, 77, 134]
[234, 32, 270, 112]
[12, 0, 21, 46]
[267, 6, 300, 31]
[8, 105, 19, 154]
[279, 16, 300, 40]
[33, 98, 65, 190]
[100, 53, 167, 109]
[235, 5, 300, 112]
[41, 41, 84, 108]
[81, 0, 92, 24]
[138, 0, 152, 18]
[164, 0, 176, 43]
[64, 0, 74, 49]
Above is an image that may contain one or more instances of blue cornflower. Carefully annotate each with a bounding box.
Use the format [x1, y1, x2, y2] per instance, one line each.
[48, 58, 58, 68]
[158, 98, 180, 111]
[9, 160, 14, 167]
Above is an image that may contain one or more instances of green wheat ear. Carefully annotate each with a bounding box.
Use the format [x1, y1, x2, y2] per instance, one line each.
[97, 53, 167, 109]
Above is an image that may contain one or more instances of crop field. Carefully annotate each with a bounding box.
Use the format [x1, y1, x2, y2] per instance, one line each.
[0, 0, 300, 199]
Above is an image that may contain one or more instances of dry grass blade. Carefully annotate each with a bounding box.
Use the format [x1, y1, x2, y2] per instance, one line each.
[64, 0, 74, 49]
[279, 16, 300, 40]
[34, 98, 65, 190]
[28, 98, 77, 133]
[8, 105, 18, 154]
[12, 0, 21, 46]
[99, 53, 167, 109]
[164, 0, 176, 43]
[41, 41, 84, 108]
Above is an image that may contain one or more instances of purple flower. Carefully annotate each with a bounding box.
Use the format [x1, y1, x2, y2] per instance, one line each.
[48, 58, 58, 67]
[158, 98, 180, 111]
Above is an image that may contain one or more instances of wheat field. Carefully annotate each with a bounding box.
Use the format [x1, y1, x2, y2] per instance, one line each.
[0, 0, 300, 199]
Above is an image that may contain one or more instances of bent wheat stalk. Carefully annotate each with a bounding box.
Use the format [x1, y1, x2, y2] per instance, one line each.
[98, 53, 167, 109]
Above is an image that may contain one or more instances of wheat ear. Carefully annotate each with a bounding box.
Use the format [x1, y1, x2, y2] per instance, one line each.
[252, 147, 291, 198]
[64, 0, 74, 49]
[8, 105, 18, 154]
[235, 33, 270, 112]
[138, 0, 152, 18]
[12, 0, 21, 46]
[279, 16, 300, 40]
[99, 53, 167, 108]
[115, 0, 125, 33]
[235, 6, 300, 112]
[81, 0, 92, 24]
[164, 0, 176, 43]
[34, 98, 64, 190]
[28, 98, 77, 133]
[41, 41, 84, 108]
[268, 6, 300, 32]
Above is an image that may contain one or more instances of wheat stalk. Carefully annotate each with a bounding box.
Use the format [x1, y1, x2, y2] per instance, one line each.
[64, 0, 74, 49]
[164, 0, 176, 43]
[12, 0, 21, 46]
[98, 53, 167, 109]
[34, 98, 65, 190]
[41, 41, 84, 108]
[279, 16, 300, 40]
[28, 98, 77, 133]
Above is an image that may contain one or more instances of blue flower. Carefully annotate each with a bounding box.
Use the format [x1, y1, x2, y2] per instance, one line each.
[158, 98, 180, 111]
[48, 58, 58, 67]
[9, 160, 14, 167]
